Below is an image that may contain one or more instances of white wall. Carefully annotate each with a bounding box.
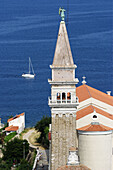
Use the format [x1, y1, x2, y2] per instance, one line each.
[9, 113, 25, 134]
[78, 132, 112, 170]
[77, 112, 113, 129]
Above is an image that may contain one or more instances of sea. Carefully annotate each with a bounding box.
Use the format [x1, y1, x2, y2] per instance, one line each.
[0, 0, 112, 127]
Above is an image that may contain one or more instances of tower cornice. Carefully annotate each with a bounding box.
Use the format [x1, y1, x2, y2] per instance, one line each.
[48, 78, 79, 85]
[50, 65, 77, 69]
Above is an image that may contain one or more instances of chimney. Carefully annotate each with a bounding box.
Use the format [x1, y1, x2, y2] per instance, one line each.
[106, 91, 111, 96]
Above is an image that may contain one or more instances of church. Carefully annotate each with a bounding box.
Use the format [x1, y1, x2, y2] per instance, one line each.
[48, 9, 113, 170]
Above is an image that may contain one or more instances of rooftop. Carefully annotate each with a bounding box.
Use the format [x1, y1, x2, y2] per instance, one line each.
[77, 123, 113, 132]
[5, 125, 19, 131]
[76, 105, 113, 120]
[7, 112, 24, 122]
[76, 84, 113, 106]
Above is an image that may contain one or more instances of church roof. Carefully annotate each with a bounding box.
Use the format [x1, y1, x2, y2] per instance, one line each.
[76, 84, 113, 106]
[77, 123, 113, 132]
[52, 21, 75, 67]
[76, 105, 113, 120]
[57, 165, 90, 170]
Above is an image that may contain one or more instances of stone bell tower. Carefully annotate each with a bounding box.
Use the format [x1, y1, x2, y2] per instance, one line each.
[48, 8, 79, 170]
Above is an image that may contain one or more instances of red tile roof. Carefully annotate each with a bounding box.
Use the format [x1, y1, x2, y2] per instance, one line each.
[77, 123, 113, 131]
[76, 84, 113, 106]
[5, 125, 19, 131]
[76, 105, 113, 120]
[69, 147, 77, 151]
[57, 165, 91, 170]
[7, 112, 24, 122]
[76, 105, 93, 120]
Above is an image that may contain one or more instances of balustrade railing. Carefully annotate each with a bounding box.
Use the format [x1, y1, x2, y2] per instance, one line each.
[48, 96, 79, 104]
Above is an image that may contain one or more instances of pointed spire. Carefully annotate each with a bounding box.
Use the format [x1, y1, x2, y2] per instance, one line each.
[52, 20, 75, 68]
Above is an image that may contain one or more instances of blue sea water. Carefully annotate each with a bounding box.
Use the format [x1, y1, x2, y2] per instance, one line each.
[0, 0, 112, 127]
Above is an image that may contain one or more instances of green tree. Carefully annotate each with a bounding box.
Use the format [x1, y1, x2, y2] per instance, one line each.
[16, 159, 32, 170]
[0, 132, 5, 146]
[0, 159, 12, 170]
[35, 116, 51, 148]
[2, 138, 29, 164]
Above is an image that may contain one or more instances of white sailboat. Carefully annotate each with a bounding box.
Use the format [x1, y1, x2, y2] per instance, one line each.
[22, 57, 35, 78]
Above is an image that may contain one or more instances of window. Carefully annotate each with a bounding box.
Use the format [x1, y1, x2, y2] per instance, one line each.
[93, 115, 97, 119]
[57, 93, 61, 100]
[67, 92, 71, 100]
[62, 93, 66, 100]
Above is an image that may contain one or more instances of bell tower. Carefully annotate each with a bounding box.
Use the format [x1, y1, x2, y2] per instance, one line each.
[48, 8, 79, 170]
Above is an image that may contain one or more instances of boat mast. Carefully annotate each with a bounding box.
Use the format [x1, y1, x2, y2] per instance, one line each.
[29, 57, 31, 74]
[29, 57, 35, 75]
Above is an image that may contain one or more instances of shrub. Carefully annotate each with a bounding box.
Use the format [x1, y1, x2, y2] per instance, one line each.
[16, 159, 32, 170]
[35, 116, 51, 148]
[4, 132, 17, 143]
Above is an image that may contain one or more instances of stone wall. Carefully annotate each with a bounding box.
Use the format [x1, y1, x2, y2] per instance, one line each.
[51, 113, 76, 170]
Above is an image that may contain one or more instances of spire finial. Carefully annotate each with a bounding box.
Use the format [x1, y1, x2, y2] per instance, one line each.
[59, 7, 66, 21]
[82, 76, 86, 84]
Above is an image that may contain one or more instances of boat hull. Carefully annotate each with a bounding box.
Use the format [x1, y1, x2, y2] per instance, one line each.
[22, 73, 35, 78]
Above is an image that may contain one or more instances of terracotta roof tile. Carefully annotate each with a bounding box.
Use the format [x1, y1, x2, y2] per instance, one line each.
[57, 165, 90, 170]
[5, 125, 19, 131]
[76, 105, 94, 120]
[69, 147, 77, 151]
[20, 112, 24, 116]
[94, 106, 113, 120]
[76, 105, 113, 120]
[7, 112, 24, 122]
[77, 123, 113, 131]
[76, 84, 113, 106]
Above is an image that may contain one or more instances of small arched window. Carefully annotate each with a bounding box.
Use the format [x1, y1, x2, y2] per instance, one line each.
[67, 92, 71, 100]
[62, 93, 66, 100]
[93, 115, 97, 119]
[57, 93, 61, 100]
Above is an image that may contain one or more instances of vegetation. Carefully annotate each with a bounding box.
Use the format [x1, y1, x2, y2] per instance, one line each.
[4, 132, 17, 143]
[35, 116, 51, 148]
[0, 133, 5, 146]
[16, 159, 32, 170]
[2, 138, 29, 164]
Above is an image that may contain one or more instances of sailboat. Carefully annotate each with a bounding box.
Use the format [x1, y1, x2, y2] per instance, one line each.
[22, 57, 35, 78]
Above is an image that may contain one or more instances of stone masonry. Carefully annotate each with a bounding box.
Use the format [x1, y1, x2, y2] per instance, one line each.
[48, 19, 79, 169]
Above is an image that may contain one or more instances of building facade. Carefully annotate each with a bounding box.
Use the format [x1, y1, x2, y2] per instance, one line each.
[5, 112, 25, 135]
[48, 10, 113, 170]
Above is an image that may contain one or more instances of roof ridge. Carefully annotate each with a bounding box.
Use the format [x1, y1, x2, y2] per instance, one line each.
[100, 124, 109, 130]
[84, 124, 92, 131]
[85, 84, 92, 98]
